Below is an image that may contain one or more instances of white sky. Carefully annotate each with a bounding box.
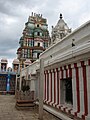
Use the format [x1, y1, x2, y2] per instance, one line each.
[0, 0, 90, 67]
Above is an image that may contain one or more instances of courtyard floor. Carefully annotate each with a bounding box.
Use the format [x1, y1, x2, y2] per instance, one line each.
[0, 95, 60, 120]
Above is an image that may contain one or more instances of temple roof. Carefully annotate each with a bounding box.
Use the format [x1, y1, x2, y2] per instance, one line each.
[50, 14, 71, 45]
[1, 59, 8, 63]
[55, 14, 69, 31]
[13, 59, 19, 64]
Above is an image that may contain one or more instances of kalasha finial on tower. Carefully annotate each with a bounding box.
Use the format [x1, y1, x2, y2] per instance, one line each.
[60, 13, 63, 19]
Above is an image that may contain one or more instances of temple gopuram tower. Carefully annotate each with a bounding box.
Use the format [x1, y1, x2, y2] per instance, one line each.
[17, 12, 50, 69]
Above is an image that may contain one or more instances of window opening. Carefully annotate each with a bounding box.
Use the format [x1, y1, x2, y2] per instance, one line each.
[38, 43, 40, 47]
[64, 78, 73, 104]
[37, 32, 40, 36]
[37, 24, 39, 27]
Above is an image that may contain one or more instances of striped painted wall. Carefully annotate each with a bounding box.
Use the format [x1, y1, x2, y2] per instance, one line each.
[43, 59, 90, 120]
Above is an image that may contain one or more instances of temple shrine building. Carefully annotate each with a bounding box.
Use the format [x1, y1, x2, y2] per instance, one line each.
[16, 13, 90, 120]
[0, 59, 19, 94]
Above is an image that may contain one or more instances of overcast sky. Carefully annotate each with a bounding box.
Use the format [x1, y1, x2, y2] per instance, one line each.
[0, 0, 90, 67]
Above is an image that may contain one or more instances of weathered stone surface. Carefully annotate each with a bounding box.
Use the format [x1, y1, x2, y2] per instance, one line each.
[0, 95, 60, 120]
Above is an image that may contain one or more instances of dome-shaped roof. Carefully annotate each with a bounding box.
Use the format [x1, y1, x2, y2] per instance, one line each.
[1, 58, 8, 63]
[13, 59, 19, 64]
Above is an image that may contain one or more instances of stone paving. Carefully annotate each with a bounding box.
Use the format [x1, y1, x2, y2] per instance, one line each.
[0, 95, 60, 120]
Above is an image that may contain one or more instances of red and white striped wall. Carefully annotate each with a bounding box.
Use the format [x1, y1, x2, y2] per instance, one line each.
[85, 59, 90, 120]
[43, 59, 90, 120]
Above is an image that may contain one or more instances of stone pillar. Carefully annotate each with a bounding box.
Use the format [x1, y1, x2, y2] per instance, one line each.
[49, 70, 52, 104]
[35, 72, 39, 100]
[39, 58, 44, 120]
[53, 68, 58, 107]
[77, 62, 87, 119]
[50, 69, 54, 105]
[71, 64, 78, 115]
[30, 79, 35, 91]
[15, 74, 17, 96]
[53, 69, 56, 106]
[56, 68, 59, 107]
[47, 70, 51, 104]
[19, 74, 22, 91]
[45, 70, 48, 102]
[57, 68, 61, 108]
[49, 69, 54, 106]
[44, 71, 46, 102]
[46, 70, 49, 103]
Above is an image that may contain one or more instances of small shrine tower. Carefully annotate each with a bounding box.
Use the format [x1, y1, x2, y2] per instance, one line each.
[12, 59, 20, 73]
[50, 14, 71, 45]
[0, 59, 8, 72]
[17, 12, 50, 69]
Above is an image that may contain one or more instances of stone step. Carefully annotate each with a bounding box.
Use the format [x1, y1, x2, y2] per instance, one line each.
[16, 102, 35, 107]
